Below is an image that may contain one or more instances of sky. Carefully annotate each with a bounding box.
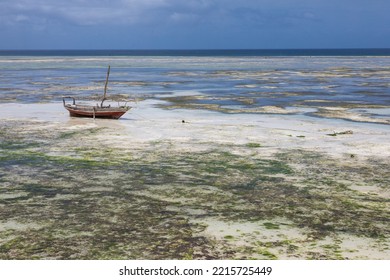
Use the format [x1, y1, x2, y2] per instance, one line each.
[0, 0, 389, 49]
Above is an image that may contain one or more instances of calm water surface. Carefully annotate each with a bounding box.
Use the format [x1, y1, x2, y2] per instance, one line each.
[0, 53, 389, 121]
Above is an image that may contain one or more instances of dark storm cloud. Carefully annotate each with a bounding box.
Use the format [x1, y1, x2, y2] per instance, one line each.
[1, 0, 389, 48]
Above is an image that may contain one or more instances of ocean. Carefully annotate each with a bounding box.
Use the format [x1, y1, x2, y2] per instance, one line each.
[1, 48, 390, 56]
[0, 49, 389, 123]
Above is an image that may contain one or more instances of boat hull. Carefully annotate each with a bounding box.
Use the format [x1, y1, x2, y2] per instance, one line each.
[64, 105, 130, 119]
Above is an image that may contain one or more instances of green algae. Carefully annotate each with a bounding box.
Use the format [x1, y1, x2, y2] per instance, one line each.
[246, 143, 262, 148]
[58, 127, 107, 139]
[263, 222, 280, 230]
[0, 120, 389, 260]
[257, 248, 278, 260]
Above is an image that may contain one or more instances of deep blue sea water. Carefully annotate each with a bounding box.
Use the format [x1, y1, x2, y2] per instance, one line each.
[1, 49, 390, 57]
[0, 49, 389, 123]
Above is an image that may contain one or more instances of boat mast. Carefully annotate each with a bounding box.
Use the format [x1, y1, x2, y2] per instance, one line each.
[101, 65, 110, 107]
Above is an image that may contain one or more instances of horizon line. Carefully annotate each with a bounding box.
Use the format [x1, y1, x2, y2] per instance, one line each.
[1, 48, 390, 57]
[1, 47, 390, 51]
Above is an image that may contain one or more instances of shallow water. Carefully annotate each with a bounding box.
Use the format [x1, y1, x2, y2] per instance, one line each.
[0, 56, 389, 124]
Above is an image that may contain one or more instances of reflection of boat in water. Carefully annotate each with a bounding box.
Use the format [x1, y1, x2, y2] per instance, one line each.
[63, 66, 131, 119]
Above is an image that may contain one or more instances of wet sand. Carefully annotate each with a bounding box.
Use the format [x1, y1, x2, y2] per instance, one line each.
[0, 101, 389, 259]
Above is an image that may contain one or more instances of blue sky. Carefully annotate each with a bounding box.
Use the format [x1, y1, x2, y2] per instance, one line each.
[0, 0, 389, 49]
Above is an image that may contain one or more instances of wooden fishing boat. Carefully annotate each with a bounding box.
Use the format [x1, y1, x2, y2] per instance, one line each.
[62, 97, 129, 119]
[63, 66, 131, 119]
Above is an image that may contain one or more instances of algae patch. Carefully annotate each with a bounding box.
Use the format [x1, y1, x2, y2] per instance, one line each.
[0, 119, 389, 260]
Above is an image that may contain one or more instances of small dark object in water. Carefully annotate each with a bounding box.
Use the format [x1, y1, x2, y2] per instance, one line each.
[182, 120, 186, 123]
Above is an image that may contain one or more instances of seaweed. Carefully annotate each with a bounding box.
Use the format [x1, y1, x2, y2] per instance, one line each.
[0, 119, 389, 260]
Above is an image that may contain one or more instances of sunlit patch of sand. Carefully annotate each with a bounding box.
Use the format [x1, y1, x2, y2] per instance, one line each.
[195, 217, 308, 259]
[0, 192, 29, 200]
[313, 234, 390, 260]
[0, 221, 43, 231]
[348, 185, 390, 199]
